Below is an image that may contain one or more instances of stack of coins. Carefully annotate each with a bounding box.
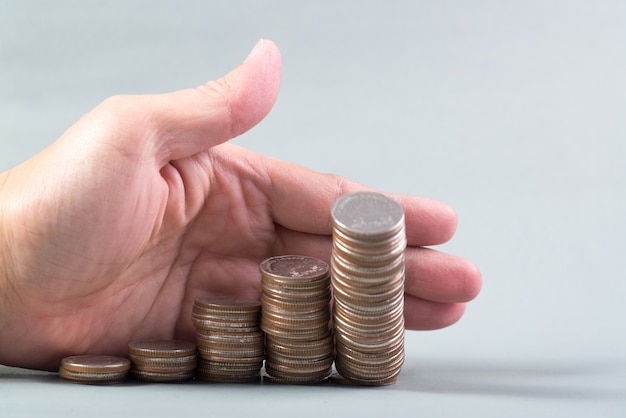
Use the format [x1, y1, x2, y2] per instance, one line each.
[128, 339, 197, 382]
[330, 192, 407, 385]
[59, 355, 130, 384]
[192, 296, 264, 383]
[260, 255, 334, 384]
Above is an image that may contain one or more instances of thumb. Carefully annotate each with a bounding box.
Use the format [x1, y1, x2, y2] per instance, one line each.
[132, 39, 282, 165]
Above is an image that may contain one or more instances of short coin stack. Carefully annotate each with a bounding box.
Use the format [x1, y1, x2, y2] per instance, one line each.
[192, 296, 264, 383]
[260, 255, 334, 384]
[330, 192, 407, 385]
[59, 355, 130, 384]
[128, 339, 197, 382]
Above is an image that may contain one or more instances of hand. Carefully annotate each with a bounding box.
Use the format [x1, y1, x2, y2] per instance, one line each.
[0, 40, 481, 371]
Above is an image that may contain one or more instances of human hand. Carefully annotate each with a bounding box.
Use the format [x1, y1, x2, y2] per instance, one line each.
[0, 40, 481, 371]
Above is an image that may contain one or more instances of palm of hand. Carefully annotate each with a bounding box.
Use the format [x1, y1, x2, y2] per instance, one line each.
[3, 113, 298, 371]
[0, 41, 480, 371]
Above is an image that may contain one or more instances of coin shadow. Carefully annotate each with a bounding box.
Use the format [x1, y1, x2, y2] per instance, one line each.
[394, 359, 626, 400]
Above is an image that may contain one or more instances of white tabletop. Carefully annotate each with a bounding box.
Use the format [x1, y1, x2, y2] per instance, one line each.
[1, 1, 625, 416]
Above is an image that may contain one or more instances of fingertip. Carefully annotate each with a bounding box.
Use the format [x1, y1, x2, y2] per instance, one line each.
[403, 297, 467, 331]
[244, 39, 282, 68]
[199, 38, 282, 139]
[398, 195, 458, 246]
[461, 259, 483, 302]
[436, 201, 458, 244]
[146, 40, 282, 164]
[444, 302, 467, 328]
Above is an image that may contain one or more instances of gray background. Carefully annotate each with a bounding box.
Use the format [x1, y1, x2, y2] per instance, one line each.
[1, 1, 625, 416]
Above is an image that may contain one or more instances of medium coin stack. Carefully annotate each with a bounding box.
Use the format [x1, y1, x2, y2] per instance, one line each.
[330, 191, 407, 385]
[192, 296, 264, 383]
[260, 255, 334, 384]
[128, 339, 197, 382]
[59, 355, 130, 384]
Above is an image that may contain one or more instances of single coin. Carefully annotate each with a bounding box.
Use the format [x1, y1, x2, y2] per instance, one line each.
[193, 323, 261, 333]
[261, 294, 330, 314]
[260, 255, 329, 282]
[261, 321, 330, 340]
[332, 225, 407, 251]
[128, 354, 198, 366]
[196, 346, 265, 359]
[260, 307, 330, 323]
[265, 342, 333, 360]
[130, 369, 195, 383]
[331, 234, 407, 267]
[194, 296, 261, 312]
[261, 275, 329, 287]
[196, 343, 264, 354]
[196, 372, 261, 383]
[128, 340, 197, 358]
[265, 356, 334, 372]
[330, 251, 405, 279]
[191, 317, 261, 330]
[191, 314, 260, 323]
[265, 333, 333, 347]
[196, 330, 264, 342]
[335, 355, 404, 382]
[60, 355, 130, 374]
[130, 361, 198, 374]
[264, 368, 332, 382]
[331, 192, 404, 240]
[197, 362, 263, 374]
[196, 352, 266, 364]
[58, 368, 128, 384]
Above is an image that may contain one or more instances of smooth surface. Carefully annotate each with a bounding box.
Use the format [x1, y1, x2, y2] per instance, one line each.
[1, 1, 625, 417]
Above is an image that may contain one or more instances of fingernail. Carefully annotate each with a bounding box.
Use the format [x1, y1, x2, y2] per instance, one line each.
[244, 39, 265, 63]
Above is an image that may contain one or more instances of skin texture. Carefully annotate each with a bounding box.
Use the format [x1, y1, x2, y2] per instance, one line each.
[0, 40, 481, 371]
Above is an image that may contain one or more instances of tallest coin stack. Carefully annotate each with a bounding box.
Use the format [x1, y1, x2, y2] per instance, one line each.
[330, 191, 407, 385]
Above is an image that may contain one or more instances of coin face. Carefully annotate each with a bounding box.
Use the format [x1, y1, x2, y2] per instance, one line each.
[260, 255, 329, 280]
[331, 192, 404, 238]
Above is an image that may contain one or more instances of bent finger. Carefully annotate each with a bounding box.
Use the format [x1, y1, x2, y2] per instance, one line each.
[263, 161, 458, 247]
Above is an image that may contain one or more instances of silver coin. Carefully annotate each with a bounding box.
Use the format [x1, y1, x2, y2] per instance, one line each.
[260, 255, 329, 281]
[330, 192, 407, 384]
[331, 192, 404, 240]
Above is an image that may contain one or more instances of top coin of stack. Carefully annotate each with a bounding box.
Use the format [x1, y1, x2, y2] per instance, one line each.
[192, 296, 264, 383]
[59, 355, 130, 384]
[128, 339, 197, 382]
[330, 192, 407, 385]
[260, 255, 334, 384]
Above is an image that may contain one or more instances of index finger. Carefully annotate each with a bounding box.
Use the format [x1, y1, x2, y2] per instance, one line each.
[261, 156, 458, 247]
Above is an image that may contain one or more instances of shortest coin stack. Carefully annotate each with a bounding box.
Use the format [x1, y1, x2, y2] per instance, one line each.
[193, 296, 264, 383]
[59, 355, 130, 384]
[128, 339, 197, 382]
